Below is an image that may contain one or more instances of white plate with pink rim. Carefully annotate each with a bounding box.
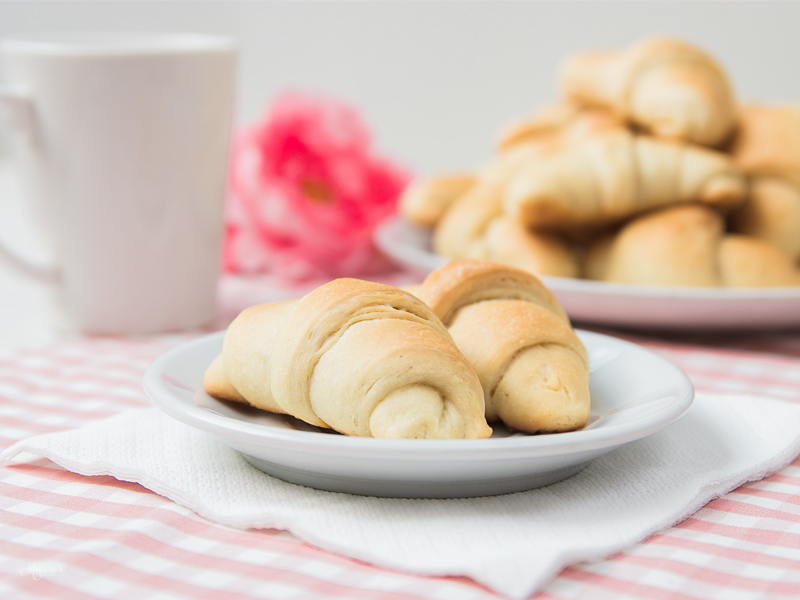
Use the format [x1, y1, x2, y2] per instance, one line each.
[143, 329, 694, 499]
[374, 215, 800, 331]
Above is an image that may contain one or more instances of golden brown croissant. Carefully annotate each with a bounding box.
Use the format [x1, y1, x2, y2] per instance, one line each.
[399, 174, 476, 227]
[729, 176, 800, 263]
[725, 105, 800, 263]
[559, 37, 737, 147]
[729, 104, 800, 186]
[204, 278, 492, 439]
[399, 103, 625, 233]
[504, 129, 746, 234]
[584, 204, 800, 287]
[495, 102, 626, 152]
[428, 105, 629, 277]
[410, 259, 590, 434]
[432, 181, 580, 277]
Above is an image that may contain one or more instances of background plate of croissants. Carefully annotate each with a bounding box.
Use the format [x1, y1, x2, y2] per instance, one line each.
[375, 216, 800, 331]
[381, 36, 800, 331]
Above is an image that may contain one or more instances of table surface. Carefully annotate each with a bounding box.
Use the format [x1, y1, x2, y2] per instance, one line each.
[2, 163, 800, 599]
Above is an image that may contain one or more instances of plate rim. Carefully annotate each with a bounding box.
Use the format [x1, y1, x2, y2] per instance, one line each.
[143, 329, 695, 459]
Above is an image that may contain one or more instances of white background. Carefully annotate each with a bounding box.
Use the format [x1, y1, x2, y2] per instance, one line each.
[1, 1, 799, 174]
[0, 1, 799, 347]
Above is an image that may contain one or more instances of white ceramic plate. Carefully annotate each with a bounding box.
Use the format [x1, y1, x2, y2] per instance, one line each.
[143, 330, 694, 499]
[374, 216, 800, 331]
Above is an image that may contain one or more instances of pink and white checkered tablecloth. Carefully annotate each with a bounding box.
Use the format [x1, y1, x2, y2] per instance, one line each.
[2, 273, 800, 600]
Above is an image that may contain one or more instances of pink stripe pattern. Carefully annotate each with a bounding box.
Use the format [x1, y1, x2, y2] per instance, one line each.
[2, 313, 800, 598]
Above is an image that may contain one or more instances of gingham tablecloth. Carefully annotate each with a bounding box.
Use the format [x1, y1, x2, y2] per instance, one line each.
[2, 273, 800, 599]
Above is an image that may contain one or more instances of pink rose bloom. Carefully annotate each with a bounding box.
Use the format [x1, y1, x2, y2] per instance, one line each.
[223, 91, 412, 281]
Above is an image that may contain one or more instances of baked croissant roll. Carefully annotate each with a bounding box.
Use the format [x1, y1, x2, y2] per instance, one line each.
[504, 129, 746, 234]
[726, 105, 800, 263]
[428, 105, 628, 277]
[432, 181, 580, 278]
[559, 37, 737, 148]
[204, 278, 492, 439]
[729, 104, 800, 186]
[410, 260, 591, 434]
[495, 102, 626, 152]
[400, 103, 625, 233]
[584, 204, 800, 287]
[399, 174, 476, 228]
[729, 176, 800, 262]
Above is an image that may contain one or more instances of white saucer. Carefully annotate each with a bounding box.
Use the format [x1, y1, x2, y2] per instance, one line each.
[143, 330, 694, 498]
[374, 216, 800, 331]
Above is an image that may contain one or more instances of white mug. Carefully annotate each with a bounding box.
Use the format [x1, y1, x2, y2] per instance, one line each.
[0, 32, 236, 334]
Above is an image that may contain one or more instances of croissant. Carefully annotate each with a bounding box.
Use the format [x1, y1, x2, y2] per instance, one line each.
[719, 236, 800, 288]
[729, 104, 800, 186]
[504, 129, 746, 234]
[399, 103, 625, 233]
[203, 278, 492, 439]
[432, 181, 580, 277]
[428, 105, 630, 276]
[584, 204, 800, 287]
[559, 37, 737, 147]
[725, 104, 800, 263]
[495, 102, 626, 152]
[410, 260, 590, 434]
[397, 135, 556, 231]
[399, 174, 476, 227]
[729, 176, 800, 262]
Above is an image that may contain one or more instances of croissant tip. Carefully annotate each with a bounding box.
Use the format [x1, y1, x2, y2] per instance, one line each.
[701, 174, 748, 209]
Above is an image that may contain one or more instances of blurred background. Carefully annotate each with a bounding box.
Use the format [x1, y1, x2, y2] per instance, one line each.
[1, 0, 800, 346]
[2, 0, 799, 175]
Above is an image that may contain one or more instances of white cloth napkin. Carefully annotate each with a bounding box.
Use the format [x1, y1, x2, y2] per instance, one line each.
[4, 393, 800, 599]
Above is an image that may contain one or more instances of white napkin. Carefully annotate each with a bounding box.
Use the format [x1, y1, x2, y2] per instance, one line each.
[4, 393, 800, 599]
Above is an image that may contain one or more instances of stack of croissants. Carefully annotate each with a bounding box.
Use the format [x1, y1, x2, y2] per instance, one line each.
[400, 37, 800, 287]
[204, 259, 591, 439]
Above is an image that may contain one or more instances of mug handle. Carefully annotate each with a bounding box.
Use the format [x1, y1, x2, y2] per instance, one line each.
[0, 86, 59, 284]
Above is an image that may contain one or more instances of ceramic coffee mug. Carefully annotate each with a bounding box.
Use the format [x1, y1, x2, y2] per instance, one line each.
[0, 32, 236, 334]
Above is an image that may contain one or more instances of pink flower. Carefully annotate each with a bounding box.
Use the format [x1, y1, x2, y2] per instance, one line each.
[223, 91, 412, 281]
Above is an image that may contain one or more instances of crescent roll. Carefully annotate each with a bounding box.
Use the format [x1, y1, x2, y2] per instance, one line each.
[560, 37, 737, 147]
[399, 174, 476, 228]
[504, 129, 746, 233]
[204, 278, 492, 439]
[495, 102, 626, 153]
[729, 176, 800, 262]
[729, 104, 800, 186]
[428, 104, 628, 276]
[584, 204, 800, 287]
[432, 181, 581, 278]
[411, 260, 590, 434]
